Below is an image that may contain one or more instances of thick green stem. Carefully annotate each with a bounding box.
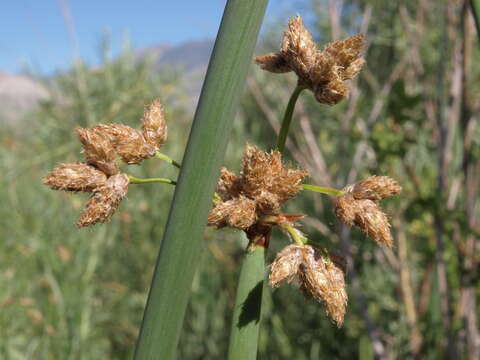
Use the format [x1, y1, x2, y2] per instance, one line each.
[155, 152, 181, 169]
[302, 184, 345, 196]
[228, 245, 266, 360]
[128, 175, 177, 186]
[276, 86, 305, 153]
[134, 1, 268, 359]
[279, 223, 309, 245]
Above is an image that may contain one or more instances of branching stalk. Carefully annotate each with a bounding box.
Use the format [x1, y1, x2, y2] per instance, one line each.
[155, 152, 181, 169]
[128, 175, 177, 186]
[302, 184, 345, 196]
[276, 86, 305, 152]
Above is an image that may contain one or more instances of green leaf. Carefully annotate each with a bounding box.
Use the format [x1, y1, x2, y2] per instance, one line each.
[133, 1, 269, 359]
[228, 246, 266, 360]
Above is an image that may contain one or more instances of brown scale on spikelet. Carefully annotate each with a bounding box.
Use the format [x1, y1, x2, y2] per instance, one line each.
[208, 144, 307, 237]
[269, 244, 304, 287]
[141, 99, 167, 147]
[77, 173, 129, 227]
[352, 175, 402, 200]
[91, 124, 157, 165]
[255, 16, 365, 105]
[207, 196, 257, 230]
[42, 163, 107, 192]
[269, 244, 348, 327]
[299, 246, 348, 327]
[76, 127, 119, 176]
[334, 176, 401, 247]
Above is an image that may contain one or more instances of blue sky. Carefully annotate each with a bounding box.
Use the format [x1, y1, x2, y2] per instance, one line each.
[0, 0, 299, 74]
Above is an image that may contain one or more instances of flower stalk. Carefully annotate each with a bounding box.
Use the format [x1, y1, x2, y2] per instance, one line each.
[276, 86, 305, 152]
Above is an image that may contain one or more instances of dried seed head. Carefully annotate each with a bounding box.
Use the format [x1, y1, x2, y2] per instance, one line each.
[76, 127, 118, 176]
[255, 16, 365, 105]
[216, 167, 241, 201]
[208, 196, 257, 230]
[43, 163, 107, 192]
[352, 175, 402, 200]
[91, 124, 156, 165]
[241, 144, 307, 206]
[269, 244, 305, 287]
[334, 193, 357, 225]
[281, 16, 318, 82]
[255, 53, 291, 73]
[352, 199, 393, 247]
[142, 99, 167, 147]
[77, 173, 129, 227]
[299, 246, 348, 327]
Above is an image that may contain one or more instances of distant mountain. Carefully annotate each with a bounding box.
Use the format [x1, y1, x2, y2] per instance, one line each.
[0, 40, 215, 126]
[138, 39, 214, 72]
[0, 72, 49, 127]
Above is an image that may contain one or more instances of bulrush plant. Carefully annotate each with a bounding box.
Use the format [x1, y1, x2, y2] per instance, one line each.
[42, 11, 401, 360]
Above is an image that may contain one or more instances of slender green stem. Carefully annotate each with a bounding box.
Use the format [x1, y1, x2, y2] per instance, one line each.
[134, 1, 268, 358]
[155, 152, 182, 169]
[279, 223, 308, 245]
[128, 175, 177, 186]
[276, 86, 305, 153]
[302, 184, 345, 196]
[228, 244, 266, 360]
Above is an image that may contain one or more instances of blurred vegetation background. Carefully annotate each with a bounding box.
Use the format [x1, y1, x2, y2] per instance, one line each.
[1, 0, 479, 359]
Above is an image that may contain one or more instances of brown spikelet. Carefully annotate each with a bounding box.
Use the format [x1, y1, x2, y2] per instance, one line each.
[77, 173, 129, 227]
[299, 246, 348, 327]
[255, 53, 291, 73]
[281, 16, 318, 82]
[255, 16, 365, 105]
[43, 163, 107, 192]
[91, 124, 156, 165]
[269, 244, 304, 287]
[142, 99, 167, 147]
[216, 167, 241, 201]
[352, 199, 393, 247]
[352, 175, 402, 200]
[208, 196, 257, 230]
[334, 193, 357, 225]
[76, 127, 118, 176]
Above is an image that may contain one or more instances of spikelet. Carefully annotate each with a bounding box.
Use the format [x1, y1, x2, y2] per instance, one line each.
[352, 176, 402, 200]
[76, 127, 118, 176]
[269, 244, 304, 287]
[43, 163, 107, 192]
[208, 196, 257, 230]
[334, 176, 401, 248]
[280, 16, 318, 83]
[255, 53, 291, 73]
[91, 124, 156, 164]
[77, 173, 129, 227]
[255, 15, 365, 105]
[142, 99, 167, 148]
[352, 199, 393, 247]
[216, 167, 241, 201]
[299, 246, 348, 327]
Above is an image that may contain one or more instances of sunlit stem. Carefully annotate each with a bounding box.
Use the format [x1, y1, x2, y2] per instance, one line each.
[279, 223, 308, 246]
[128, 175, 177, 186]
[155, 152, 182, 169]
[302, 184, 346, 196]
[276, 85, 305, 153]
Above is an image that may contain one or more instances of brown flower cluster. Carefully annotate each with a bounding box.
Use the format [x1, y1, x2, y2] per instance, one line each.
[43, 100, 167, 227]
[255, 16, 365, 105]
[269, 244, 348, 327]
[334, 176, 401, 247]
[208, 144, 307, 245]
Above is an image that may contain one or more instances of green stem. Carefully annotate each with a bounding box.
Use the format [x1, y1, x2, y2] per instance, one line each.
[302, 184, 346, 196]
[128, 175, 177, 186]
[276, 86, 305, 153]
[134, 1, 268, 358]
[228, 244, 266, 360]
[155, 152, 182, 169]
[279, 223, 308, 245]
